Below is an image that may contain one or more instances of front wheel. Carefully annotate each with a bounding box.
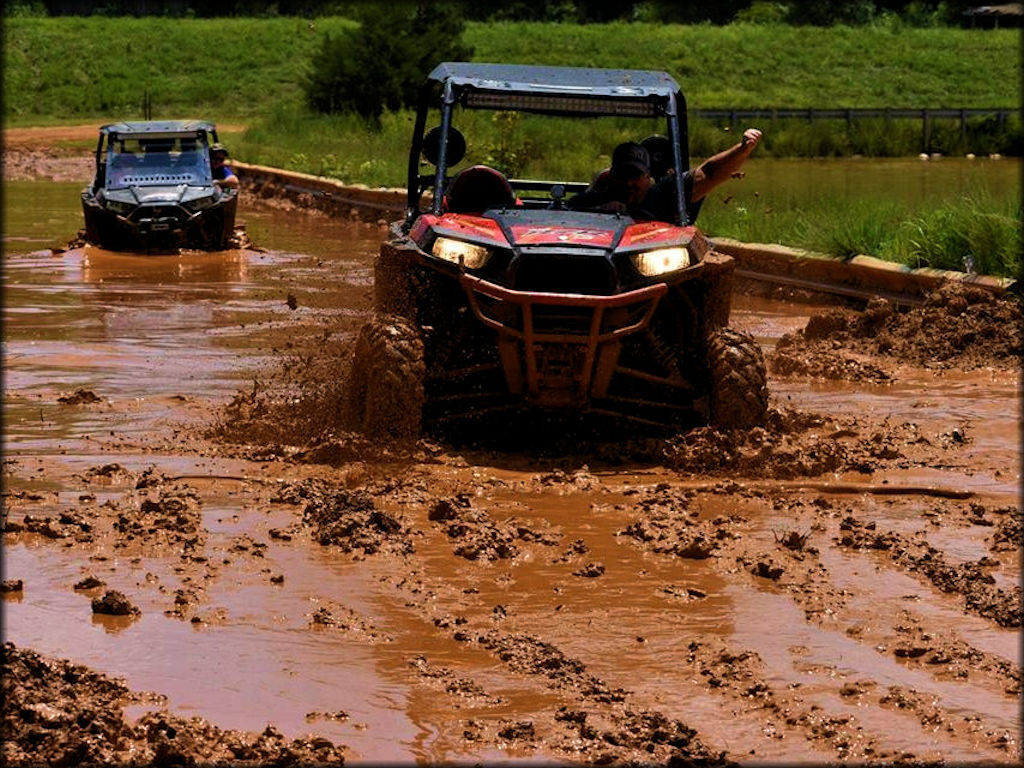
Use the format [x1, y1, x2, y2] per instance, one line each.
[344, 314, 425, 440]
[707, 327, 768, 429]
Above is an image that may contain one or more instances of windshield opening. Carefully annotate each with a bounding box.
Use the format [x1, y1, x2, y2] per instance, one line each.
[105, 135, 213, 189]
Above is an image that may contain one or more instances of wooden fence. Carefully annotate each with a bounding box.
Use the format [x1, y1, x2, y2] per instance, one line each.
[691, 107, 1018, 152]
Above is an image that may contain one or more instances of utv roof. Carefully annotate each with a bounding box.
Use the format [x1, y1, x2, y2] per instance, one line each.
[426, 63, 684, 117]
[99, 120, 218, 136]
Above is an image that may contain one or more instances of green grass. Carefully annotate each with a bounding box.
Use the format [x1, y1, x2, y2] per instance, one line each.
[885, 193, 1021, 276]
[2, 17, 356, 123]
[468, 21, 1019, 110]
[4, 18, 1019, 125]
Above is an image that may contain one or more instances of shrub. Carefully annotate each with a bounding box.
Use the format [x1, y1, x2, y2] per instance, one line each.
[303, 2, 473, 123]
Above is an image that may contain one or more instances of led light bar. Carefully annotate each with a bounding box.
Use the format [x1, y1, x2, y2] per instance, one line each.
[463, 92, 663, 117]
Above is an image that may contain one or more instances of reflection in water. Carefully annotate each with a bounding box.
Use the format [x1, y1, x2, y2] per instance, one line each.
[91, 612, 140, 635]
[743, 156, 1020, 206]
[79, 245, 250, 285]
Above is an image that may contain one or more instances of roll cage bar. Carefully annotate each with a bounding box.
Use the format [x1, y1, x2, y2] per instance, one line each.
[405, 63, 693, 226]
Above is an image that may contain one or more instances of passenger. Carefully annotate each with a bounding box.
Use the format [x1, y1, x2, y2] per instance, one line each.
[568, 141, 653, 214]
[641, 134, 675, 181]
[209, 143, 239, 190]
[568, 128, 762, 222]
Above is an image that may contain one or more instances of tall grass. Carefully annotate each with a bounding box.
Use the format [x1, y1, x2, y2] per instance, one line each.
[886, 193, 1021, 276]
[237, 102, 413, 187]
[699, 184, 1021, 278]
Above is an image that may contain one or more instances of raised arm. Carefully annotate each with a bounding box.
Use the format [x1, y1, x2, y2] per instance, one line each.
[689, 128, 761, 202]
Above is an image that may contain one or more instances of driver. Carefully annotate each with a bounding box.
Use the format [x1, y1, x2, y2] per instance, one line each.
[568, 128, 762, 222]
[210, 143, 239, 190]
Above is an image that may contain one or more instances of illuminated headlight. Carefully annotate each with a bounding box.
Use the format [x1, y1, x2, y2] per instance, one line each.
[632, 247, 691, 277]
[431, 237, 491, 269]
[105, 200, 133, 215]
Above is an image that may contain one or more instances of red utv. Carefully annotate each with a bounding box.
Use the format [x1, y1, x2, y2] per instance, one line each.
[345, 63, 767, 438]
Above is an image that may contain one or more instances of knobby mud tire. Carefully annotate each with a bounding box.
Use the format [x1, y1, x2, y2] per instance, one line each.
[707, 327, 768, 429]
[344, 314, 425, 440]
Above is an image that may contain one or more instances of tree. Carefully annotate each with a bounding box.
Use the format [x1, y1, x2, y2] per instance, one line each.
[303, 1, 473, 123]
[642, 0, 754, 24]
[784, 0, 878, 25]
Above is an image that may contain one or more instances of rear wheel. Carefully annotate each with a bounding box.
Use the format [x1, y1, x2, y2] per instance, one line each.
[344, 314, 425, 440]
[707, 327, 768, 429]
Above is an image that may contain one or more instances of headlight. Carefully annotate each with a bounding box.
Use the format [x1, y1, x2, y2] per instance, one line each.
[631, 246, 691, 277]
[431, 237, 491, 269]
[105, 200, 133, 215]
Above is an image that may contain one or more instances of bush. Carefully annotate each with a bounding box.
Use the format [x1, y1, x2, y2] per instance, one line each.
[733, 2, 789, 24]
[303, 2, 473, 123]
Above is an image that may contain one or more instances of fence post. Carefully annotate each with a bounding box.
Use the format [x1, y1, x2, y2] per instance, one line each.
[921, 108, 930, 153]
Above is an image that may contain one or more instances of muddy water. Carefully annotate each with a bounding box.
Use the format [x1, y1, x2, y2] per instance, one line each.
[3, 184, 1020, 763]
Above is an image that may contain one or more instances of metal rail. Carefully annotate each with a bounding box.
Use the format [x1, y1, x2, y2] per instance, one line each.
[695, 107, 1016, 121]
[694, 106, 1018, 152]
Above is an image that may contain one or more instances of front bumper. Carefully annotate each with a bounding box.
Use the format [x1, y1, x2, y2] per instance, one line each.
[459, 273, 668, 408]
[82, 195, 237, 253]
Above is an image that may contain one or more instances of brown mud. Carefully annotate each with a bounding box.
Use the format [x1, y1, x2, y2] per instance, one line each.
[2, 135, 1021, 765]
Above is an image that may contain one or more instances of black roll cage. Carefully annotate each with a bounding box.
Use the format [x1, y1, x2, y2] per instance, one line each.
[404, 63, 694, 228]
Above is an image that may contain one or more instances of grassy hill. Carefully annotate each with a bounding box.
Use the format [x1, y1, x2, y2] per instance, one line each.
[4, 17, 1019, 125]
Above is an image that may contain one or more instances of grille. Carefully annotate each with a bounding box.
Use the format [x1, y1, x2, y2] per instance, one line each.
[132, 206, 181, 221]
[513, 254, 615, 295]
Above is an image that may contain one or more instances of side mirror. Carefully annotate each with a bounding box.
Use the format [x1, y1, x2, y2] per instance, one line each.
[550, 183, 566, 210]
[422, 126, 466, 167]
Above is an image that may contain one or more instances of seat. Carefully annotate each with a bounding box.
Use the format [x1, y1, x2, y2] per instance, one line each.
[444, 165, 516, 214]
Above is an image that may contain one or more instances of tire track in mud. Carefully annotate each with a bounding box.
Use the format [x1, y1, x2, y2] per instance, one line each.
[836, 513, 1021, 628]
[287, 466, 1019, 763]
[294, 478, 732, 763]
[611, 484, 1021, 761]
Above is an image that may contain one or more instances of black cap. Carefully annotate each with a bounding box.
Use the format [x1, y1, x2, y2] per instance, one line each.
[611, 142, 650, 178]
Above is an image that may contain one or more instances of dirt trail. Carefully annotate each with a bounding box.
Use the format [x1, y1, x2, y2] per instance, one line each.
[2, 123, 247, 183]
[1, 140, 1020, 765]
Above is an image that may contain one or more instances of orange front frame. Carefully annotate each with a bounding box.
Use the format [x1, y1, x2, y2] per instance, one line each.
[459, 274, 669, 406]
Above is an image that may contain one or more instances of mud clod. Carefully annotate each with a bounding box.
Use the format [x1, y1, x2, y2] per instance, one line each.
[57, 389, 102, 405]
[91, 590, 140, 617]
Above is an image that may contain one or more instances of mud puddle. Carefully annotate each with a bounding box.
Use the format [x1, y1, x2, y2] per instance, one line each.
[3, 173, 1021, 765]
